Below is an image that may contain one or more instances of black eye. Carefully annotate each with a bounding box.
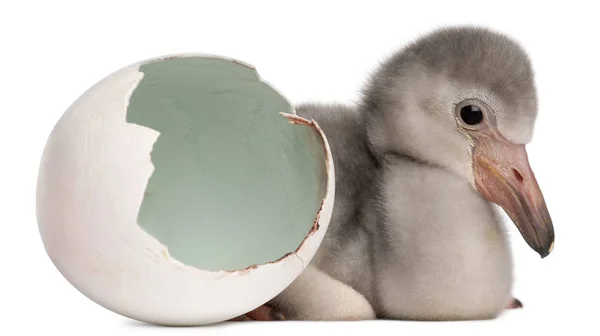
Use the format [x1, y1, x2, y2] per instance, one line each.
[460, 105, 483, 125]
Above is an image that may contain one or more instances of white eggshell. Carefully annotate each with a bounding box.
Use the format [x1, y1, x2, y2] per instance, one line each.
[36, 54, 335, 326]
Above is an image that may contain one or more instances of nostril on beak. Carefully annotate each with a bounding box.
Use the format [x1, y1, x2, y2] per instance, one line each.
[513, 168, 524, 183]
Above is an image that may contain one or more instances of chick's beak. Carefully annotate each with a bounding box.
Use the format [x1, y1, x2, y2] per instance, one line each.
[473, 131, 554, 258]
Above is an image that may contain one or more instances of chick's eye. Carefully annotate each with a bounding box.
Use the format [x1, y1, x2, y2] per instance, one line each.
[460, 105, 483, 125]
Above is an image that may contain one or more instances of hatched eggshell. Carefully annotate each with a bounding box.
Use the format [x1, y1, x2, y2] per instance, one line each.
[36, 54, 335, 326]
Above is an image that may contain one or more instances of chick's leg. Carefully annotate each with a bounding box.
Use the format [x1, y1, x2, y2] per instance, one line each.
[267, 265, 376, 321]
[229, 305, 285, 321]
[506, 298, 523, 309]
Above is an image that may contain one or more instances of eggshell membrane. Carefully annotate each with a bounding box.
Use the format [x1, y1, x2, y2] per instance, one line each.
[36, 55, 335, 325]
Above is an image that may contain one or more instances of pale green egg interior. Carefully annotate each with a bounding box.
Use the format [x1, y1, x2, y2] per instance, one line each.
[126, 56, 327, 272]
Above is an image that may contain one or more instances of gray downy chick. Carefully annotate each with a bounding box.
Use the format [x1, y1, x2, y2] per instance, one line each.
[267, 26, 555, 321]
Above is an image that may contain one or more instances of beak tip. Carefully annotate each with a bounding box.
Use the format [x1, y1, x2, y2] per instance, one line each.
[537, 241, 554, 259]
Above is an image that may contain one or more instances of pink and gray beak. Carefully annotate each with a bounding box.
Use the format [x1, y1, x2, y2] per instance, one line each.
[473, 131, 555, 258]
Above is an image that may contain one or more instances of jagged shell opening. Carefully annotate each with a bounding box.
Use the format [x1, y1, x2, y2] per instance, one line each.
[126, 56, 328, 272]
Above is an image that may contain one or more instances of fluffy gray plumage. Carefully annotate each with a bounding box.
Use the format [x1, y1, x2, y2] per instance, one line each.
[268, 26, 543, 321]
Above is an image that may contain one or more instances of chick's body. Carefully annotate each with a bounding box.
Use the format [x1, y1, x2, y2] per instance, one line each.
[268, 103, 512, 321]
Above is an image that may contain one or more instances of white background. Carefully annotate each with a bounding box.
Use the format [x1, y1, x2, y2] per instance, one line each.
[2, 0, 599, 335]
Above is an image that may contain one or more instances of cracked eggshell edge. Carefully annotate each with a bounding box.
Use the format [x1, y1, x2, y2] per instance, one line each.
[36, 54, 335, 326]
